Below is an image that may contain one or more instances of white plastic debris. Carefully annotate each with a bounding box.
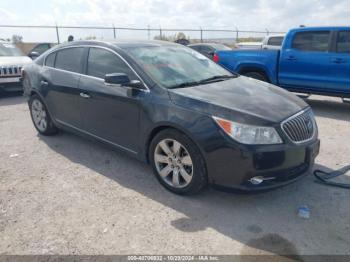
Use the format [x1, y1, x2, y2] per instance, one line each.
[9, 154, 19, 158]
[298, 205, 310, 219]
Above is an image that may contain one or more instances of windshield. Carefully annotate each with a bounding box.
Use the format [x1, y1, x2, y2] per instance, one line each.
[125, 45, 233, 89]
[0, 43, 25, 57]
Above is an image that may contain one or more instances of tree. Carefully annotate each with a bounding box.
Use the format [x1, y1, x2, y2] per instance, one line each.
[175, 32, 187, 40]
[11, 35, 23, 43]
[85, 35, 97, 40]
[154, 32, 189, 42]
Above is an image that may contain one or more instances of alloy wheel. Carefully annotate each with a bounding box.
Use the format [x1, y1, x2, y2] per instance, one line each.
[31, 99, 47, 132]
[154, 139, 194, 188]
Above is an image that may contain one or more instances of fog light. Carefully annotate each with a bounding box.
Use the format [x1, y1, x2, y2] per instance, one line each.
[249, 176, 264, 185]
[248, 176, 276, 185]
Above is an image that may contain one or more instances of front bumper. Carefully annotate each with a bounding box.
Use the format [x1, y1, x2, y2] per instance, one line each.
[0, 77, 23, 92]
[206, 138, 320, 192]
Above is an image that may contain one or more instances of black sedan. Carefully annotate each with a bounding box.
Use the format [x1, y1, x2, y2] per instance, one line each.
[22, 40, 320, 195]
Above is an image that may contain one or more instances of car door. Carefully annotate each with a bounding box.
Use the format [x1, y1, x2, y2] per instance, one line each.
[42, 47, 85, 129]
[78, 47, 144, 152]
[279, 30, 332, 90]
[327, 30, 350, 93]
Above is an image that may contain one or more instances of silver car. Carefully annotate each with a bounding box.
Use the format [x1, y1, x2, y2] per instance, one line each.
[0, 41, 32, 92]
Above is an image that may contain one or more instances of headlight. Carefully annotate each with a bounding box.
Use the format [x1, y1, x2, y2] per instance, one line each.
[213, 116, 283, 145]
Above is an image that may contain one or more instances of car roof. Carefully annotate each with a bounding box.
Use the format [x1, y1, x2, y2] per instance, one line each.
[289, 26, 350, 32]
[54, 39, 179, 50]
[266, 34, 285, 38]
[188, 43, 224, 47]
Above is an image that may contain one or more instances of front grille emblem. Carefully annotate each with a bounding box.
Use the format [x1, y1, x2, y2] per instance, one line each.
[281, 109, 316, 143]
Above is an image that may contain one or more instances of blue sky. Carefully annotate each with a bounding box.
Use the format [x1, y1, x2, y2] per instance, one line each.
[0, 0, 349, 42]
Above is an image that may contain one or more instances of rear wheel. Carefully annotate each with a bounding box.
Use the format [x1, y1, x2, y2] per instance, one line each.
[243, 71, 268, 82]
[149, 129, 207, 195]
[29, 95, 58, 135]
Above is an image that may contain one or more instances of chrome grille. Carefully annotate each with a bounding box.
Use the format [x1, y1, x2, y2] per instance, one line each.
[0, 65, 22, 77]
[281, 109, 316, 143]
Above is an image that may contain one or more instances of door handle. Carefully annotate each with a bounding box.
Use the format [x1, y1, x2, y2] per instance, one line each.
[332, 58, 346, 64]
[41, 80, 49, 86]
[286, 56, 297, 61]
[80, 92, 91, 99]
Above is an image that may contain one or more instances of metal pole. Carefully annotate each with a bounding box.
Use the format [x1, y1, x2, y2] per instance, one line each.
[235, 27, 239, 43]
[147, 25, 150, 40]
[113, 24, 116, 38]
[55, 23, 60, 44]
[265, 28, 269, 36]
[200, 27, 203, 43]
[159, 28, 162, 40]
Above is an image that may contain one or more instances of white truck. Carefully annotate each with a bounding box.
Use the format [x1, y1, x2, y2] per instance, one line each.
[0, 41, 32, 93]
[261, 34, 285, 50]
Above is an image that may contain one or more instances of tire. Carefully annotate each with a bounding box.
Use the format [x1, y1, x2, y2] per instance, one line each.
[243, 71, 268, 82]
[149, 129, 207, 195]
[29, 95, 58, 135]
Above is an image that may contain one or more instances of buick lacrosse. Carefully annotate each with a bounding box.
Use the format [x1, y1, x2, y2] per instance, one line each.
[22, 40, 320, 194]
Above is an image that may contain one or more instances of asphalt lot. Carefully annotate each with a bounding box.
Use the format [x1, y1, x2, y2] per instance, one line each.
[0, 93, 350, 256]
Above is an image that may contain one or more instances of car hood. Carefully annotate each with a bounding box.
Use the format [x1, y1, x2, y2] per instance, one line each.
[0, 56, 33, 66]
[168, 76, 308, 124]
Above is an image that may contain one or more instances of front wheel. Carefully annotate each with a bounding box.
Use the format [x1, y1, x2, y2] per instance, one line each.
[149, 129, 207, 195]
[29, 95, 58, 135]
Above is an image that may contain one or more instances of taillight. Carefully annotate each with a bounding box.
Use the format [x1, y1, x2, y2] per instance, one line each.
[213, 53, 219, 63]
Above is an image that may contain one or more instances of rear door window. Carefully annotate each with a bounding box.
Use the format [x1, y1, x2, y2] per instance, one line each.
[336, 31, 350, 53]
[55, 47, 84, 73]
[201, 46, 214, 54]
[190, 45, 202, 52]
[292, 31, 330, 52]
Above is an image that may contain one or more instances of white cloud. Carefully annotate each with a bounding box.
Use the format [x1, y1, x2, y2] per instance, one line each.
[0, 7, 19, 21]
[0, 0, 349, 42]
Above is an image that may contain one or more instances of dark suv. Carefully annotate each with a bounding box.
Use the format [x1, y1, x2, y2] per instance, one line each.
[22, 40, 320, 195]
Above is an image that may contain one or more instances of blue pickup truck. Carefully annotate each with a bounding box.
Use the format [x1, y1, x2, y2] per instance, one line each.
[215, 27, 350, 98]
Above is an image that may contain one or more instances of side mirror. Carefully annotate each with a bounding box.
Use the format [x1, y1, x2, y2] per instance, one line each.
[105, 73, 130, 85]
[104, 73, 144, 89]
[28, 51, 39, 59]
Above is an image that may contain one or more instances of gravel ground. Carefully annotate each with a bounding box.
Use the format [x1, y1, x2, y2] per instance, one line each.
[0, 94, 350, 256]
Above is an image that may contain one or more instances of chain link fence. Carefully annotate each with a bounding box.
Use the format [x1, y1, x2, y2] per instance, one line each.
[0, 24, 285, 46]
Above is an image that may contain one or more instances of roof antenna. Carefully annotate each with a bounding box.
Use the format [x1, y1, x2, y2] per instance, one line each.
[299, 25, 306, 28]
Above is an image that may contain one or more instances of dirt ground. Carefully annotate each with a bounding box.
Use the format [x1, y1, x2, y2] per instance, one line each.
[0, 94, 350, 256]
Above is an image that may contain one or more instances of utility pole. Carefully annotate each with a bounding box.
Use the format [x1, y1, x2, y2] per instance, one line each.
[113, 24, 116, 39]
[55, 23, 60, 44]
[235, 26, 239, 43]
[147, 25, 150, 40]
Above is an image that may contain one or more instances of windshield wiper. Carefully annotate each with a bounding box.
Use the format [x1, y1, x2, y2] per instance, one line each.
[198, 75, 235, 84]
[168, 81, 201, 89]
[169, 75, 236, 89]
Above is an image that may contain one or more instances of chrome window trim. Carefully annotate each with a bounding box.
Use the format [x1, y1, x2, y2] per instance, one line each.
[280, 108, 317, 144]
[43, 44, 150, 92]
[55, 119, 138, 154]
